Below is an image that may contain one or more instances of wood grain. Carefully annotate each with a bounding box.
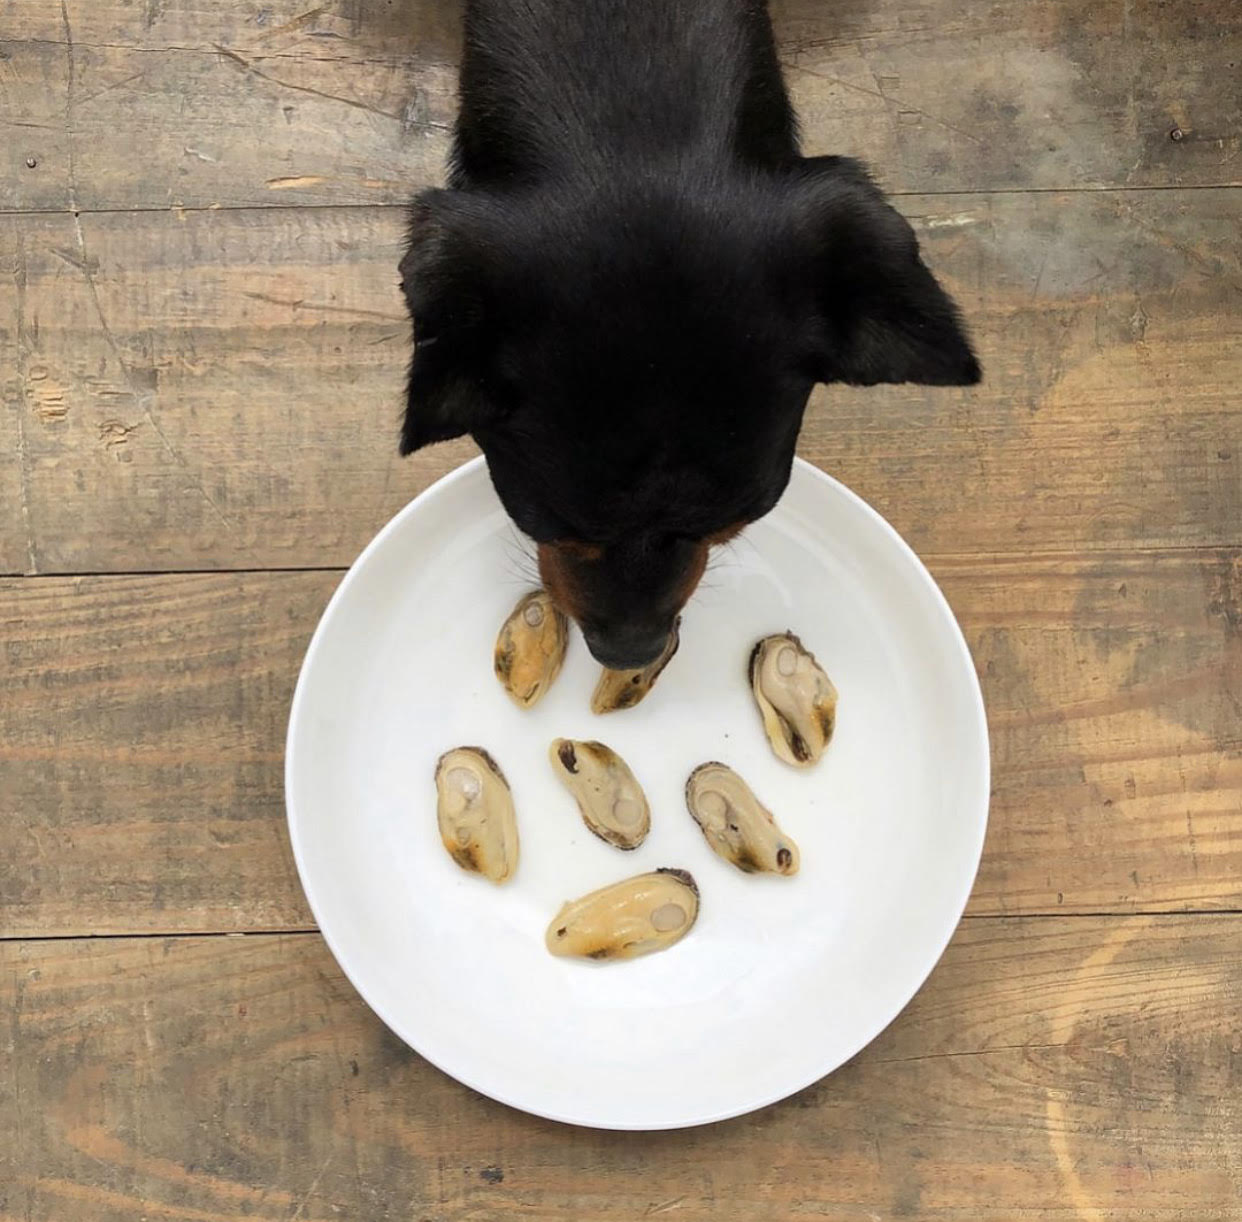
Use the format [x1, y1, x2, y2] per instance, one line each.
[2, 187, 1239, 575]
[0, 572, 321, 938]
[780, 0, 1242, 195]
[3, 0, 1238, 213]
[0, 205, 474, 575]
[2, 0, 1241, 1208]
[4, 918, 1241, 1220]
[936, 551, 1242, 917]
[1, 2, 456, 215]
[3, 554, 1239, 938]
[803, 185, 1242, 559]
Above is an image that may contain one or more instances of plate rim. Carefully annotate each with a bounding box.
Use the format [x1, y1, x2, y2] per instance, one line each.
[284, 454, 990, 1130]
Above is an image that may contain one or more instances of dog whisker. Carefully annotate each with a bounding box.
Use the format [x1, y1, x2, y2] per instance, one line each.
[499, 528, 540, 588]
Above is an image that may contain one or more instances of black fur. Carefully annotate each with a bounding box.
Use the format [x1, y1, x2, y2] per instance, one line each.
[399, 0, 980, 667]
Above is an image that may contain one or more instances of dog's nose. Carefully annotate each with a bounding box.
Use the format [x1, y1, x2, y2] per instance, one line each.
[582, 626, 670, 671]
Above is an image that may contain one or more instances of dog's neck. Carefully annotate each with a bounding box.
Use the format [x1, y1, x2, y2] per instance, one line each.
[452, 0, 798, 189]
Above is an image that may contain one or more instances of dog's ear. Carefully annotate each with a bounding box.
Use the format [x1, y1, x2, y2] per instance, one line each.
[398, 190, 505, 454]
[790, 157, 981, 388]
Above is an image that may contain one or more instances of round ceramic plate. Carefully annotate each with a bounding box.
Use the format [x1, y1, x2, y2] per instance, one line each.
[285, 456, 989, 1130]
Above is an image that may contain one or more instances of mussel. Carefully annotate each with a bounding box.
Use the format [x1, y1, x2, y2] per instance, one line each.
[494, 590, 569, 709]
[749, 632, 837, 767]
[546, 869, 700, 960]
[685, 762, 799, 876]
[591, 619, 681, 714]
[434, 747, 519, 883]
[549, 739, 651, 850]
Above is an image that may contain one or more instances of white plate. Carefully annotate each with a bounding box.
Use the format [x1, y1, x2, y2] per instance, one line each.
[285, 456, 989, 1130]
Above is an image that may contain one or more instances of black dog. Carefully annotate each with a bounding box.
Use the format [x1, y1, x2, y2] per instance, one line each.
[398, 0, 979, 669]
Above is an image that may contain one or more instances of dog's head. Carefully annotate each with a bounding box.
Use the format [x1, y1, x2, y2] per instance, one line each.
[398, 158, 979, 667]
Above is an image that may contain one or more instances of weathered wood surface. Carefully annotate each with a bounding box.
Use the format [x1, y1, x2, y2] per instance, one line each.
[941, 550, 1242, 917]
[0, 205, 468, 576]
[3, 0, 1239, 213]
[3, 187, 1239, 575]
[0, 572, 320, 939]
[3, 552, 1239, 939]
[4, 918, 1241, 1221]
[3, 0, 1241, 1210]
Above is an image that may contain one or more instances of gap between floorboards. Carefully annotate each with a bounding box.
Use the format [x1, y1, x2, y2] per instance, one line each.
[1, 178, 1239, 224]
[5, 909, 1242, 946]
[4, 540, 1242, 583]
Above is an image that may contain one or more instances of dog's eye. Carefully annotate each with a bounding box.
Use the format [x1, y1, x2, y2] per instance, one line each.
[554, 540, 604, 562]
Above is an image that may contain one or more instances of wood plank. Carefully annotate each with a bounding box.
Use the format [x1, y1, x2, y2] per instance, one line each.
[3, 918, 1240, 1219]
[0, 572, 321, 937]
[803, 188, 1242, 560]
[3, 0, 1238, 212]
[936, 551, 1242, 917]
[0, 205, 475, 575]
[3, 554, 1239, 937]
[1, 4, 456, 216]
[2, 187, 1238, 574]
[780, 0, 1242, 195]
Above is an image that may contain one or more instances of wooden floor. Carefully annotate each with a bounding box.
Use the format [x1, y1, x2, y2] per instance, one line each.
[2, 1, 1241, 1218]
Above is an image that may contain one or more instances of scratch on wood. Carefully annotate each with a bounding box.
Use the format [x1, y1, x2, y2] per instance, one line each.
[29, 368, 69, 423]
[49, 246, 100, 274]
[922, 212, 981, 230]
[212, 44, 414, 126]
[290, 1147, 335, 1222]
[1186, 808, 1201, 876]
[1030, 246, 1051, 302]
[140, 999, 156, 1053]
[1178, 749, 1202, 879]
[75, 71, 147, 108]
[786, 60, 984, 144]
[646, 1197, 687, 1215]
[242, 290, 405, 323]
[99, 419, 142, 450]
[1110, 193, 1242, 282]
[60, 0, 78, 213]
[871, 1042, 1065, 1066]
[254, 6, 328, 43]
[212, 43, 252, 69]
[266, 174, 409, 191]
[266, 174, 329, 189]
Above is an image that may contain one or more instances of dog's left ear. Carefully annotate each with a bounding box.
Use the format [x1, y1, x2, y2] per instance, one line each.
[789, 156, 981, 388]
[398, 190, 506, 454]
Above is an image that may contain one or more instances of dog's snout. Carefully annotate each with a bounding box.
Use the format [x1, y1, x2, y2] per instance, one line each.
[538, 535, 707, 670]
[582, 625, 671, 671]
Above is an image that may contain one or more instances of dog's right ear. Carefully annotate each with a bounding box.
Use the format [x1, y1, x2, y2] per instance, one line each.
[788, 157, 981, 389]
[398, 190, 504, 454]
